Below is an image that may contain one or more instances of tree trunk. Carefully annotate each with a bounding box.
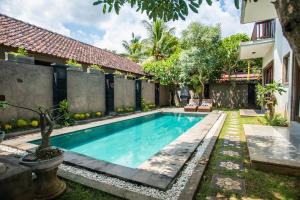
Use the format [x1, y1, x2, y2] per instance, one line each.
[274, 0, 300, 65]
[39, 113, 54, 150]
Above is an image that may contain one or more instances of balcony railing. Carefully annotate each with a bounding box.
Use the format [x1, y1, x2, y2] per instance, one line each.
[251, 20, 275, 41]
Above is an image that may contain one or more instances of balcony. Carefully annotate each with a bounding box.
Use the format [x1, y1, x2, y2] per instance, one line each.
[251, 20, 276, 41]
[239, 20, 275, 60]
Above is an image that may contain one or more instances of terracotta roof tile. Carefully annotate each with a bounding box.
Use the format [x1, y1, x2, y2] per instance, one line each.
[0, 14, 144, 75]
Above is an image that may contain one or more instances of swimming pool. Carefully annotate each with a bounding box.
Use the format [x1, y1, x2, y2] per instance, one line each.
[32, 112, 204, 168]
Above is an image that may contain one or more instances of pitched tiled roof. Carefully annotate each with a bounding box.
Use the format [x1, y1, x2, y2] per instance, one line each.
[0, 14, 144, 75]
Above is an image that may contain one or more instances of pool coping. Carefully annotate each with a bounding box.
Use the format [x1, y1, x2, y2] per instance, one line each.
[2, 108, 219, 190]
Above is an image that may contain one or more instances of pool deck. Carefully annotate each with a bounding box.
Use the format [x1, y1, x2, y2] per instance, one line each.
[243, 122, 300, 175]
[1, 108, 226, 199]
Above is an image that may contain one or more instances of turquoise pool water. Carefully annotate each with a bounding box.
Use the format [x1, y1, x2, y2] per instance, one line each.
[32, 112, 204, 168]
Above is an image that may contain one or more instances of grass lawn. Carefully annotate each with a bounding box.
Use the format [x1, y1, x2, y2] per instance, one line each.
[196, 111, 300, 200]
[57, 180, 122, 200]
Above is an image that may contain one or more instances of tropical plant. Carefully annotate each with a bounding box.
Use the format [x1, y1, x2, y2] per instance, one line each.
[256, 82, 286, 120]
[219, 33, 261, 77]
[56, 99, 74, 127]
[125, 73, 136, 80]
[93, 0, 300, 72]
[143, 48, 182, 105]
[89, 64, 105, 72]
[66, 59, 82, 68]
[114, 70, 124, 77]
[9, 46, 29, 57]
[142, 20, 178, 60]
[17, 118, 29, 128]
[122, 32, 142, 63]
[179, 23, 222, 98]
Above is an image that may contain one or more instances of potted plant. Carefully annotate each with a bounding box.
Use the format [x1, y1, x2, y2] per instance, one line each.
[0, 100, 66, 199]
[113, 70, 124, 78]
[88, 64, 105, 74]
[66, 59, 83, 71]
[5, 46, 34, 64]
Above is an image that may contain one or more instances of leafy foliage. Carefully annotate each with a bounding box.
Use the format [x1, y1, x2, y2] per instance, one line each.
[89, 64, 105, 72]
[179, 23, 222, 97]
[66, 59, 82, 68]
[143, 48, 181, 86]
[142, 20, 178, 61]
[10, 46, 29, 57]
[122, 32, 143, 63]
[93, 0, 240, 22]
[256, 82, 286, 120]
[57, 99, 75, 127]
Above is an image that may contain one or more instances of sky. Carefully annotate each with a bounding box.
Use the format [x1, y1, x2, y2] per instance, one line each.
[0, 0, 253, 53]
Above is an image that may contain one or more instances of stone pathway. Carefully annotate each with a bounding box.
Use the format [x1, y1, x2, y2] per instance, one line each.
[209, 112, 245, 198]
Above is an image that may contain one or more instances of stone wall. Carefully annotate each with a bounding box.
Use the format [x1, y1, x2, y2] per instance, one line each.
[0, 60, 170, 123]
[159, 85, 170, 106]
[114, 77, 136, 108]
[142, 81, 155, 104]
[0, 60, 53, 121]
[209, 82, 249, 108]
[67, 69, 105, 113]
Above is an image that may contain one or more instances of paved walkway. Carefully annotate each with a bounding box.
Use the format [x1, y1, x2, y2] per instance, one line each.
[208, 112, 245, 198]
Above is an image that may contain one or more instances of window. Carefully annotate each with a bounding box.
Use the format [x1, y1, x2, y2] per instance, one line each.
[264, 62, 273, 85]
[282, 53, 290, 84]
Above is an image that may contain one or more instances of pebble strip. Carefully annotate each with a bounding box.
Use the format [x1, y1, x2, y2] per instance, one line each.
[0, 118, 219, 200]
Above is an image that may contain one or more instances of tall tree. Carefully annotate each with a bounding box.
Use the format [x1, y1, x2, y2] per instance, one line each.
[180, 23, 222, 98]
[219, 33, 261, 77]
[143, 48, 182, 105]
[122, 32, 142, 63]
[93, 0, 300, 68]
[142, 20, 178, 61]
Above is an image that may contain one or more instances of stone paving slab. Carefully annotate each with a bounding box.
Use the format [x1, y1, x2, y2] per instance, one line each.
[244, 124, 300, 175]
[240, 109, 264, 117]
[221, 150, 241, 158]
[217, 161, 243, 171]
[211, 174, 245, 194]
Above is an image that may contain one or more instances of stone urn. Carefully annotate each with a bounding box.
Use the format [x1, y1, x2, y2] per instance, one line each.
[20, 151, 66, 200]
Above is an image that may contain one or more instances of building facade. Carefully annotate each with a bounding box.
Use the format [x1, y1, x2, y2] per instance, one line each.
[239, 0, 300, 124]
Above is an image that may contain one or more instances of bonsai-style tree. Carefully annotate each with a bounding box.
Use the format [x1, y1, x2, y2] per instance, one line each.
[256, 82, 286, 121]
[0, 101, 60, 159]
[93, 0, 300, 68]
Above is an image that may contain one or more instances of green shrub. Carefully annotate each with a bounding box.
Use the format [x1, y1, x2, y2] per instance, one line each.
[114, 70, 124, 77]
[95, 111, 102, 117]
[141, 98, 149, 112]
[125, 73, 136, 80]
[148, 103, 156, 109]
[89, 64, 105, 72]
[3, 123, 13, 131]
[125, 106, 135, 112]
[17, 118, 28, 128]
[116, 107, 125, 113]
[85, 113, 91, 119]
[31, 119, 39, 127]
[66, 59, 82, 68]
[9, 46, 28, 57]
[139, 76, 148, 81]
[266, 113, 288, 127]
[57, 100, 75, 126]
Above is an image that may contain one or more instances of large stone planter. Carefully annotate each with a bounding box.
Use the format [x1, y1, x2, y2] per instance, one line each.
[5, 52, 34, 64]
[20, 153, 66, 200]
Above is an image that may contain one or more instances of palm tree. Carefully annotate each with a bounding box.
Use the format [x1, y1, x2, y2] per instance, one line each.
[142, 20, 178, 61]
[122, 33, 142, 63]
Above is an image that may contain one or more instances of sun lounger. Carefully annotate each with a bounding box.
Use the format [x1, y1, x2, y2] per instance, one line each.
[197, 99, 213, 112]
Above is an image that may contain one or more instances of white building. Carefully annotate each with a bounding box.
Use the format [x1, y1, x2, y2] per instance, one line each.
[239, 0, 300, 124]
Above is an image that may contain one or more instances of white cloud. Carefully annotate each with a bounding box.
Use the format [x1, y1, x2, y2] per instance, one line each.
[0, 0, 253, 53]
